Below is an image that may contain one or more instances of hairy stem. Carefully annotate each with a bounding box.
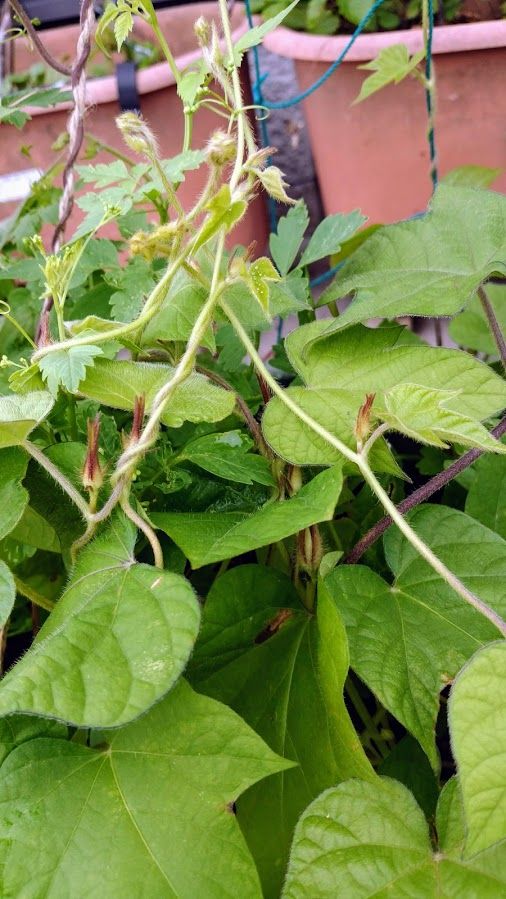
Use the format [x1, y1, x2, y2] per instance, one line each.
[345, 414, 506, 563]
[478, 285, 506, 371]
[14, 576, 55, 613]
[22, 440, 91, 521]
[120, 496, 163, 569]
[218, 0, 245, 188]
[222, 300, 506, 636]
[112, 232, 227, 488]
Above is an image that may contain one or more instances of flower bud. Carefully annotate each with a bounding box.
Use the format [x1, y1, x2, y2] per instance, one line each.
[354, 393, 376, 446]
[296, 525, 323, 576]
[129, 222, 184, 260]
[116, 112, 158, 159]
[131, 395, 146, 443]
[206, 130, 236, 167]
[83, 415, 103, 491]
[194, 16, 211, 47]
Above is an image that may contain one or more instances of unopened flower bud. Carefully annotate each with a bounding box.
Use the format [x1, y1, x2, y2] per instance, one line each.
[297, 525, 323, 575]
[131, 395, 146, 443]
[206, 130, 236, 167]
[83, 415, 103, 491]
[194, 16, 211, 47]
[355, 393, 376, 446]
[116, 112, 158, 159]
[129, 222, 184, 260]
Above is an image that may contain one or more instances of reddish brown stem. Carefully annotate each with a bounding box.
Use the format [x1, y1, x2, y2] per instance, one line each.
[345, 415, 506, 564]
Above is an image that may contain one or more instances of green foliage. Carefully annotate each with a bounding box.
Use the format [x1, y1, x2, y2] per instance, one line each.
[377, 383, 506, 452]
[325, 505, 506, 768]
[190, 569, 373, 895]
[79, 358, 236, 426]
[178, 430, 275, 486]
[0, 681, 291, 898]
[39, 345, 103, 395]
[283, 777, 506, 898]
[465, 453, 506, 538]
[449, 642, 506, 857]
[154, 465, 344, 567]
[1, 3, 505, 893]
[317, 186, 506, 335]
[355, 44, 425, 103]
[0, 392, 54, 447]
[0, 515, 200, 726]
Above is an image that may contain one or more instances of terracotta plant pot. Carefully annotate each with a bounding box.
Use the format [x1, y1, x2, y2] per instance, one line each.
[1, 3, 267, 249]
[264, 21, 506, 222]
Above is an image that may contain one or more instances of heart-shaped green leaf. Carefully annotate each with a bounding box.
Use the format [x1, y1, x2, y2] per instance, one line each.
[190, 567, 373, 897]
[0, 681, 292, 898]
[285, 321, 506, 421]
[282, 777, 506, 898]
[324, 505, 506, 768]
[316, 185, 506, 335]
[0, 514, 200, 727]
[78, 358, 235, 426]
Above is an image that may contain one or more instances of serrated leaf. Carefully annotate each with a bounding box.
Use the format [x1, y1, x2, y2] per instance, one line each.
[114, 8, 133, 49]
[316, 185, 506, 336]
[285, 320, 506, 421]
[193, 185, 247, 252]
[378, 383, 506, 452]
[153, 465, 344, 568]
[232, 0, 300, 64]
[39, 345, 103, 395]
[449, 641, 506, 857]
[189, 567, 373, 897]
[449, 284, 506, 355]
[0, 391, 54, 447]
[0, 681, 291, 898]
[77, 160, 131, 187]
[0, 448, 29, 540]
[270, 203, 309, 275]
[262, 386, 406, 478]
[0, 514, 200, 728]
[355, 44, 425, 103]
[299, 209, 366, 267]
[179, 430, 275, 486]
[465, 453, 506, 539]
[78, 358, 235, 426]
[324, 505, 506, 768]
[177, 64, 207, 105]
[283, 777, 506, 898]
[74, 189, 132, 240]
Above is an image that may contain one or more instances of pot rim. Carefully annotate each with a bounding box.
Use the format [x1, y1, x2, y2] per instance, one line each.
[26, 2, 250, 117]
[263, 19, 506, 62]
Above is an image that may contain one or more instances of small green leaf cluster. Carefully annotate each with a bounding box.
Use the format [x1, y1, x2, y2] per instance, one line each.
[0, 1, 505, 895]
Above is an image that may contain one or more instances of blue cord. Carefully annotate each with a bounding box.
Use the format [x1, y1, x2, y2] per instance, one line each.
[247, 0, 387, 110]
